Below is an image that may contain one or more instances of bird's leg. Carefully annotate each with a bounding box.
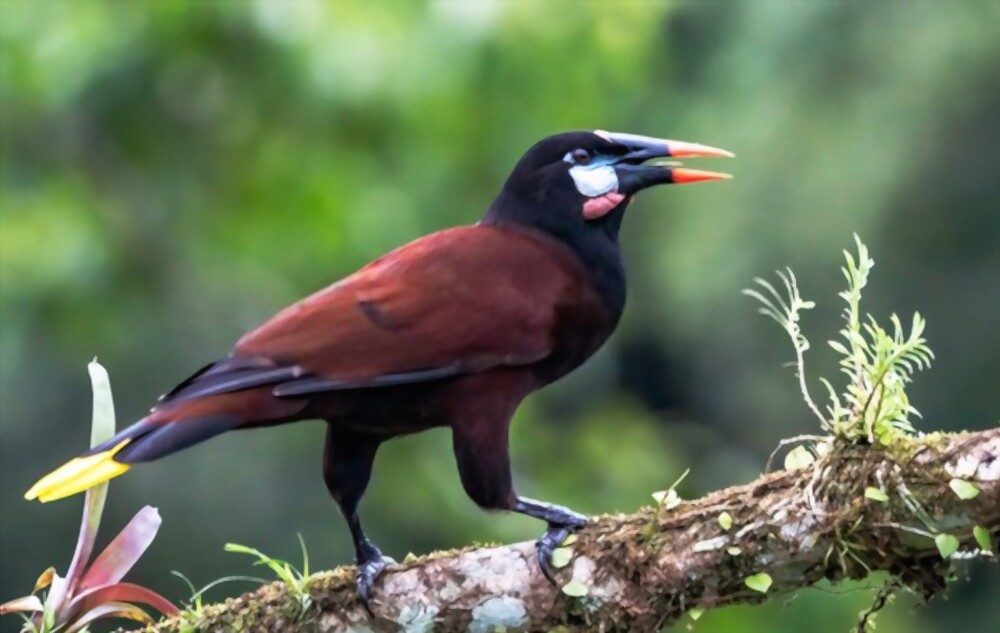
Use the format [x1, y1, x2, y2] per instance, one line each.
[322, 424, 391, 613]
[451, 420, 588, 585]
[343, 511, 393, 612]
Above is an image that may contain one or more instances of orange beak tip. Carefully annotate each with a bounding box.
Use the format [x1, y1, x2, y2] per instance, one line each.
[670, 168, 733, 184]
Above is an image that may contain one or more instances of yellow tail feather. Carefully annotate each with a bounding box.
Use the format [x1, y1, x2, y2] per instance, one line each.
[24, 440, 132, 503]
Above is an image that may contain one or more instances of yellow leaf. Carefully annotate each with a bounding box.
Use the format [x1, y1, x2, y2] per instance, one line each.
[718, 512, 733, 531]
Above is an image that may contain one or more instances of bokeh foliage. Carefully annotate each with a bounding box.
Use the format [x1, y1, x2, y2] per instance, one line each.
[1, 1, 997, 631]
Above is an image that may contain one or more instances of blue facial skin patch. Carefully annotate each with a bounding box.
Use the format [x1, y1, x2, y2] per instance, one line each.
[567, 157, 619, 197]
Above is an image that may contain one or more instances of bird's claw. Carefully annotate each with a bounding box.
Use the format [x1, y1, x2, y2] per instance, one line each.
[356, 549, 395, 616]
[535, 514, 586, 585]
[536, 525, 572, 584]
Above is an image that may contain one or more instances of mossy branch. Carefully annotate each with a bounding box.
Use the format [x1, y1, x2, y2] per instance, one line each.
[132, 427, 998, 633]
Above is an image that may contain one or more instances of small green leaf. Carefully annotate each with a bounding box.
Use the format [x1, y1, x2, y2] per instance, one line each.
[550, 548, 572, 569]
[561, 579, 589, 597]
[297, 533, 309, 578]
[948, 479, 980, 500]
[828, 340, 850, 355]
[864, 487, 889, 502]
[784, 446, 815, 471]
[935, 533, 959, 559]
[727, 546, 742, 556]
[688, 606, 705, 621]
[718, 512, 733, 531]
[973, 525, 991, 551]
[877, 428, 895, 446]
[744, 572, 772, 593]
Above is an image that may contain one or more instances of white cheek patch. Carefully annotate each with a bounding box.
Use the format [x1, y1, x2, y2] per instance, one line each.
[568, 164, 618, 197]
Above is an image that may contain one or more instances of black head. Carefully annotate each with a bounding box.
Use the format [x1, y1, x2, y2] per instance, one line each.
[483, 130, 732, 240]
[481, 130, 733, 313]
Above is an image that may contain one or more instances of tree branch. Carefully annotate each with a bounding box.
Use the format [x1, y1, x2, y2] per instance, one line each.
[139, 428, 998, 632]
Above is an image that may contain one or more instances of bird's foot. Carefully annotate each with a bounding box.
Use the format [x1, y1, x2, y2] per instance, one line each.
[511, 497, 588, 584]
[534, 510, 587, 584]
[356, 546, 395, 616]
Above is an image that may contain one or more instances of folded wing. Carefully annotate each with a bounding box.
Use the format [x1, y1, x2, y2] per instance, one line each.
[160, 226, 585, 405]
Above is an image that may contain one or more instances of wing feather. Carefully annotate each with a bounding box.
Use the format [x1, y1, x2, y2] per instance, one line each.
[162, 226, 586, 404]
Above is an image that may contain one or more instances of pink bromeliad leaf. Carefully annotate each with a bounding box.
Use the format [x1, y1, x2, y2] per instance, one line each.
[69, 581, 178, 618]
[0, 595, 43, 615]
[45, 572, 68, 618]
[78, 506, 162, 592]
[63, 601, 155, 633]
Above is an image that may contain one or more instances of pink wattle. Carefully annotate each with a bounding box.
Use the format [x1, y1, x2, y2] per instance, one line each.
[582, 192, 626, 219]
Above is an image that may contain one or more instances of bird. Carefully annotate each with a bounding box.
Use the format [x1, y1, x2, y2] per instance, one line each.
[25, 130, 732, 608]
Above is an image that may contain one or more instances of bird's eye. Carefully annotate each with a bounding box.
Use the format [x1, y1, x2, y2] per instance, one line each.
[571, 149, 590, 164]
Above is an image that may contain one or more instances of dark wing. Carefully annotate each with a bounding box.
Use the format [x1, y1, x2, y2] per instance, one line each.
[159, 225, 588, 404]
[158, 357, 300, 402]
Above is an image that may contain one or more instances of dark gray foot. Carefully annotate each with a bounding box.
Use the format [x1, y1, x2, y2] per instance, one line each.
[513, 498, 587, 584]
[356, 546, 395, 615]
[536, 524, 574, 583]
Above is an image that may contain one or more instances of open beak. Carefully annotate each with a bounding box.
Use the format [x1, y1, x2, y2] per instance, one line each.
[599, 131, 734, 195]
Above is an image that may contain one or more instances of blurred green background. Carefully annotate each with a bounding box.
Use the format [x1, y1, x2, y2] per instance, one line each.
[1, 1, 997, 631]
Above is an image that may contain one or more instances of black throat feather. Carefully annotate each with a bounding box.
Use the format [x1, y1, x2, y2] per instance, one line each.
[481, 188, 628, 320]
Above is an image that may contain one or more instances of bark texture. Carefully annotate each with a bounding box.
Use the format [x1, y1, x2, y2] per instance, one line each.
[138, 428, 998, 633]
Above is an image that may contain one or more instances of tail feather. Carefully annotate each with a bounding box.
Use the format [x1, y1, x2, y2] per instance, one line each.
[25, 414, 242, 503]
[25, 386, 305, 504]
[115, 415, 238, 463]
[24, 440, 131, 502]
